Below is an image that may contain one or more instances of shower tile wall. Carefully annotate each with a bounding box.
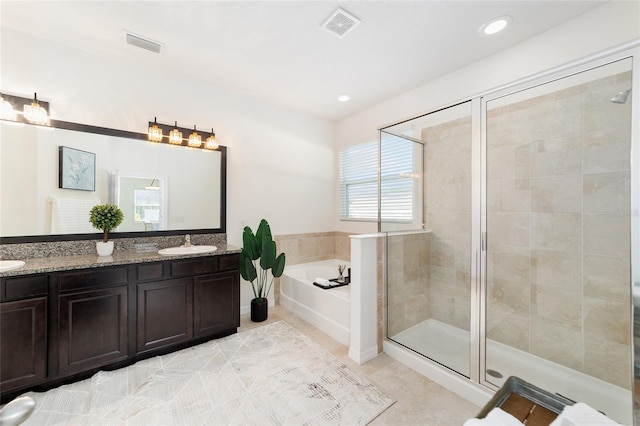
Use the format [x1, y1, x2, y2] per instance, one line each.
[486, 71, 632, 389]
[422, 117, 472, 331]
[386, 115, 472, 338]
[386, 232, 431, 337]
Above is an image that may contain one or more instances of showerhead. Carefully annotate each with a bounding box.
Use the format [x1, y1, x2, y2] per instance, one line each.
[610, 88, 631, 104]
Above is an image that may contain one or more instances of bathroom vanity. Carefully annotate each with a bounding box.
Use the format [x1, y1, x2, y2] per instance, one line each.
[0, 250, 240, 403]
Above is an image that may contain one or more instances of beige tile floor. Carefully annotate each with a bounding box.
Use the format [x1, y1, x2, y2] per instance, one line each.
[240, 305, 481, 425]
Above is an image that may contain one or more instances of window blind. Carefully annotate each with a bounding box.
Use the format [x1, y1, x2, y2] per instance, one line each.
[339, 136, 414, 221]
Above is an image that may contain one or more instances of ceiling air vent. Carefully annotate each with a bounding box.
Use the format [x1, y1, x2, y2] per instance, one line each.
[322, 8, 360, 39]
[126, 33, 162, 54]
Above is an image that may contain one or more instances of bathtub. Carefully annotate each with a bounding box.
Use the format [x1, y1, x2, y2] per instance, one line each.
[280, 260, 351, 345]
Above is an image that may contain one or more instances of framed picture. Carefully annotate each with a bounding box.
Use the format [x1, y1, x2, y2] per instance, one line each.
[59, 146, 96, 191]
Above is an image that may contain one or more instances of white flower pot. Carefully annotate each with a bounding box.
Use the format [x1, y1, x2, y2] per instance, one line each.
[96, 241, 114, 257]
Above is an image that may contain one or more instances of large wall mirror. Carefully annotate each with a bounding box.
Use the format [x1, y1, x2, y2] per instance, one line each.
[0, 120, 226, 243]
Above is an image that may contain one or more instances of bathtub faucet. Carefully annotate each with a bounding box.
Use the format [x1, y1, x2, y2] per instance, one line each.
[184, 234, 191, 247]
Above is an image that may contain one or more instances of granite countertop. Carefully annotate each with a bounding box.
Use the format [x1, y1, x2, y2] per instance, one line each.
[0, 244, 241, 278]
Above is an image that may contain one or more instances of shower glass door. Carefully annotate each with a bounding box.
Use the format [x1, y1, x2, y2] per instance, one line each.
[384, 101, 473, 376]
[484, 58, 633, 423]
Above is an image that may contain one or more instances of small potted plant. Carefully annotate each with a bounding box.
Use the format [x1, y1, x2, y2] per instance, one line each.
[239, 219, 286, 322]
[89, 204, 124, 256]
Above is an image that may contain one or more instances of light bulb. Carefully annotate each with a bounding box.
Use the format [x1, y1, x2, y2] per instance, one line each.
[148, 117, 163, 142]
[188, 125, 202, 148]
[169, 121, 182, 145]
[205, 130, 218, 150]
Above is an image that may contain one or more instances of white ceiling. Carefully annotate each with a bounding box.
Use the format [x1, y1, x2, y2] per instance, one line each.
[1, 1, 607, 121]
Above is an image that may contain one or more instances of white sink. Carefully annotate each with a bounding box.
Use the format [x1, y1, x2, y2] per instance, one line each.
[158, 245, 217, 256]
[0, 260, 26, 272]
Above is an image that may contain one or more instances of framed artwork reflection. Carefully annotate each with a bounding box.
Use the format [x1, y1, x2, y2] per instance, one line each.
[59, 146, 96, 191]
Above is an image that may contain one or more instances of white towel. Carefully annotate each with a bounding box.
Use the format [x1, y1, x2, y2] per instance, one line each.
[51, 197, 100, 234]
[463, 407, 522, 426]
[549, 402, 621, 426]
[315, 278, 330, 286]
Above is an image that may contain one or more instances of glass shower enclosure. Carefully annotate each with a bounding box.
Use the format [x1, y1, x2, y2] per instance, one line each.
[382, 52, 636, 425]
[383, 102, 474, 377]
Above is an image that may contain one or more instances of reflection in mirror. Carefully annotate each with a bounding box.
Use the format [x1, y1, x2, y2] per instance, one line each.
[0, 120, 225, 242]
[116, 175, 167, 232]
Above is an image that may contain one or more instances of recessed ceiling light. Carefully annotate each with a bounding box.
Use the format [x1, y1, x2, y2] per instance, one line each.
[338, 95, 350, 102]
[480, 16, 512, 35]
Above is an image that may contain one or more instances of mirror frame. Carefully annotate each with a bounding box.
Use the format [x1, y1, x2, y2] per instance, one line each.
[0, 118, 226, 244]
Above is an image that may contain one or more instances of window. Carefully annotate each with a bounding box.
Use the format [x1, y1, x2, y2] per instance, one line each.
[133, 189, 161, 224]
[339, 135, 416, 222]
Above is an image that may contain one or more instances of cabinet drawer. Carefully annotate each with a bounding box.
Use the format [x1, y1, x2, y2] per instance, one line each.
[170, 258, 214, 277]
[137, 263, 164, 282]
[218, 254, 240, 272]
[2, 275, 48, 302]
[58, 266, 129, 292]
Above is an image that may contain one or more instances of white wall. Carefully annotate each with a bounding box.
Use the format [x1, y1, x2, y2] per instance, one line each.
[3, 1, 639, 307]
[334, 1, 640, 234]
[1, 27, 335, 309]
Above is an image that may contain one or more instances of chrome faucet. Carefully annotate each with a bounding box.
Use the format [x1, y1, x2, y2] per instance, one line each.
[184, 234, 191, 247]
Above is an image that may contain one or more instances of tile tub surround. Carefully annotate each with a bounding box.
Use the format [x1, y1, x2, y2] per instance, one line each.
[0, 233, 228, 261]
[275, 231, 351, 266]
[486, 70, 632, 389]
[274, 231, 351, 305]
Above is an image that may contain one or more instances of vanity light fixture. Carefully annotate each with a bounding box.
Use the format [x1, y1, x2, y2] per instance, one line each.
[169, 121, 183, 145]
[205, 129, 218, 150]
[146, 119, 218, 150]
[0, 96, 16, 121]
[23, 92, 49, 124]
[188, 125, 202, 148]
[148, 117, 163, 143]
[0, 91, 50, 125]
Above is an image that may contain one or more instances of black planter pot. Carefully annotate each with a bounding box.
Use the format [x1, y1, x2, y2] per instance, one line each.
[251, 298, 268, 322]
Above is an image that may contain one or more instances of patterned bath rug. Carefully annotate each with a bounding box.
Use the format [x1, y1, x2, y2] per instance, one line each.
[22, 320, 395, 425]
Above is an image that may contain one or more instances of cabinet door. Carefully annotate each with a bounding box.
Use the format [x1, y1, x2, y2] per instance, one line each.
[0, 297, 47, 392]
[58, 287, 128, 376]
[137, 278, 193, 354]
[194, 271, 239, 338]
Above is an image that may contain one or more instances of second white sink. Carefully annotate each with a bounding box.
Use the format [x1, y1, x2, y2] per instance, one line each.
[0, 260, 26, 272]
[158, 245, 217, 256]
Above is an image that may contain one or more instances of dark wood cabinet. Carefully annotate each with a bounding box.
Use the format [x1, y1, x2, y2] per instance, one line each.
[194, 271, 239, 338]
[58, 286, 128, 376]
[0, 253, 239, 402]
[137, 278, 193, 354]
[0, 297, 47, 393]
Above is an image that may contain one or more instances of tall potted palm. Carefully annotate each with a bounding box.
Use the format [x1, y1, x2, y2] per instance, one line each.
[239, 219, 286, 322]
[89, 204, 124, 256]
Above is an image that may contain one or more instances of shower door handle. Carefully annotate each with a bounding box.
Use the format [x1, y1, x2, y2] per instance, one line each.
[481, 231, 487, 252]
